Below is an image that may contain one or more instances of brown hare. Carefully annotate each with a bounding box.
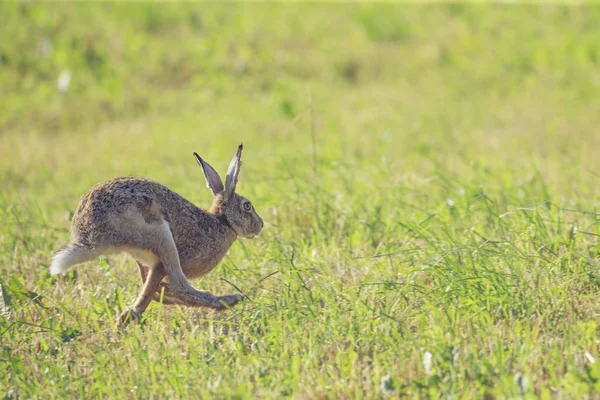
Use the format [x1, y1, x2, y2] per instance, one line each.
[50, 144, 263, 326]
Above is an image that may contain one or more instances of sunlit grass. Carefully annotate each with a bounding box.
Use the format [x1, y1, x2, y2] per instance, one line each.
[3, 3, 600, 398]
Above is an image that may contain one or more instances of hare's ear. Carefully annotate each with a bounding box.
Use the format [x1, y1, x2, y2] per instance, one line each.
[193, 152, 224, 195]
[225, 143, 243, 196]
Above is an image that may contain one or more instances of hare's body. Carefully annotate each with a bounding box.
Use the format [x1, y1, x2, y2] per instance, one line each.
[50, 145, 263, 326]
[55, 177, 236, 279]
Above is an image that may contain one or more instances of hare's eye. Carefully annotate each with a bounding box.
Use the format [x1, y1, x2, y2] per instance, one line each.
[243, 202, 252, 212]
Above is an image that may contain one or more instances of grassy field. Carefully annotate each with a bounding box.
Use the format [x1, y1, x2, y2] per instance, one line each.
[3, 3, 600, 398]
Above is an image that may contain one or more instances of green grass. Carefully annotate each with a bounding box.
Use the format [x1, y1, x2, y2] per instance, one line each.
[3, 3, 600, 398]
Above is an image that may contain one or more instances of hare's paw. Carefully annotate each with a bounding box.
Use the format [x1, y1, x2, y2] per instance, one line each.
[116, 308, 143, 327]
[215, 294, 242, 310]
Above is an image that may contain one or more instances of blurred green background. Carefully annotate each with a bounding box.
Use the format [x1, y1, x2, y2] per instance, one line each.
[3, 3, 600, 398]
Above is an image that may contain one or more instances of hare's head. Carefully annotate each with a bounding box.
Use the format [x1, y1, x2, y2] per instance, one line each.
[194, 144, 263, 238]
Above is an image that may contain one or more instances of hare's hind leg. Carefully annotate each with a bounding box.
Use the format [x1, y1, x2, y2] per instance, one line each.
[127, 217, 240, 314]
[147, 221, 241, 310]
[164, 279, 242, 311]
[139, 263, 239, 309]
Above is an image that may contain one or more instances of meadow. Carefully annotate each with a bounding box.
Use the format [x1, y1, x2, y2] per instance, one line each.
[2, 3, 600, 398]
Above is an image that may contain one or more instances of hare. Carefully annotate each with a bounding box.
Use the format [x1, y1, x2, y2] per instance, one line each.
[49, 144, 263, 326]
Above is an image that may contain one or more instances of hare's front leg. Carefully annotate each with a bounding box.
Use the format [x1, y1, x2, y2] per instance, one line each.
[137, 262, 187, 306]
[117, 264, 166, 326]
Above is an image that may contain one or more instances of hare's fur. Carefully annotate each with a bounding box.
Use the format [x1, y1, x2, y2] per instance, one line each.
[50, 145, 263, 325]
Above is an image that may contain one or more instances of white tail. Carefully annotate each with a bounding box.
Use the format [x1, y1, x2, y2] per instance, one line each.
[49, 244, 96, 275]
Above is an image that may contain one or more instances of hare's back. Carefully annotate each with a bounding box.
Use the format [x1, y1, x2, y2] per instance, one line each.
[71, 177, 194, 237]
[75, 177, 175, 213]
